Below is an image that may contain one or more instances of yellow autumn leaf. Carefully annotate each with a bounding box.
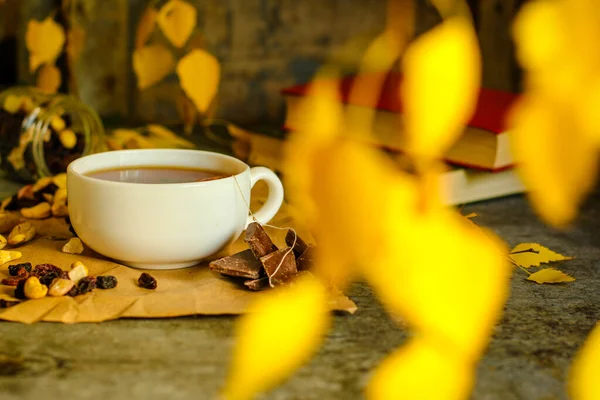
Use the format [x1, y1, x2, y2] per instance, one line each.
[135, 6, 157, 49]
[133, 44, 175, 90]
[366, 338, 473, 400]
[400, 15, 481, 160]
[510, 242, 573, 268]
[365, 206, 511, 362]
[507, 94, 600, 228]
[66, 24, 86, 64]
[176, 49, 220, 114]
[146, 124, 196, 148]
[526, 268, 575, 284]
[36, 64, 61, 94]
[220, 273, 330, 400]
[25, 16, 66, 73]
[568, 322, 600, 400]
[157, 0, 197, 48]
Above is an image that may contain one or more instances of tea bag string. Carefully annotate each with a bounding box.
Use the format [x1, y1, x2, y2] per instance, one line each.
[233, 175, 297, 288]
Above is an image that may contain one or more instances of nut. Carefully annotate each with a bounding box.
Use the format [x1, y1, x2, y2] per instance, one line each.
[58, 129, 77, 149]
[8, 222, 36, 245]
[0, 234, 6, 250]
[53, 188, 67, 204]
[48, 278, 75, 297]
[42, 193, 54, 203]
[51, 203, 69, 217]
[17, 185, 35, 200]
[62, 237, 83, 254]
[1, 197, 12, 211]
[51, 187, 68, 217]
[0, 212, 19, 233]
[52, 173, 67, 189]
[20, 202, 51, 219]
[3, 94, 21, 113]
[68, 261, 88, 283]
[50, 116, 66, 131]
[0, 250, 22, 265]
[24, 276, 48, 299]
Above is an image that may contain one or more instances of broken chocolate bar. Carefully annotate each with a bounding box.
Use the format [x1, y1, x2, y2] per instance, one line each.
[244, 277, 269, 291]
[285, 229, 309, 257]
[209, 249, 263, 279]
[297, 245, 315, 271]
[245, 222, 278, 258]
[259, 247, 298, 286]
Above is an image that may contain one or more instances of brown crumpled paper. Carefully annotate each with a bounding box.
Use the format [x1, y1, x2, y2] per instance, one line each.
[0, 183, 357, 324]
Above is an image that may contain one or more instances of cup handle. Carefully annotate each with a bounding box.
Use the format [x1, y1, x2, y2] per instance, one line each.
[245, 167, 284, 228]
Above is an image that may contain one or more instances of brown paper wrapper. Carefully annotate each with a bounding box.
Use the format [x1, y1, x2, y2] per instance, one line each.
[0, 183, 357, 324]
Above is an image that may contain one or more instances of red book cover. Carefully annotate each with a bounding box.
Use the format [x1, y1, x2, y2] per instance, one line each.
[281, 71, 520, 135]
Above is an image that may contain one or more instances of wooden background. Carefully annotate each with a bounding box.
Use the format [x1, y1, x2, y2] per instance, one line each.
[0, 0, 524, 129]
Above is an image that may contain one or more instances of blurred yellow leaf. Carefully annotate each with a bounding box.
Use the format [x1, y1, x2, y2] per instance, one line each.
[25, 16, 66, 73]
[365, 207, 511, 362]
[366, 338, 473, 400]
[36, 64, 61, 94]
[221, 273, 330, 400]
[157, 0, 197, 48]
[400, 16, 481, 160]
[135, 6, 157, 49]
[510, 243, 573, 268]
[146, 124, 196, 148]
[569, 322, 600, 400]
[507, 94, 600, 228]
[526, 268, 575, 284]
[66, 24, 86, 64]
[176, 49, 220, 113]
[133, 44, 175, 90]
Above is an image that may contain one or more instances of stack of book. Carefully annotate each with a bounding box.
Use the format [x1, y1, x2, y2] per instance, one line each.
[279, 71, 525, 206]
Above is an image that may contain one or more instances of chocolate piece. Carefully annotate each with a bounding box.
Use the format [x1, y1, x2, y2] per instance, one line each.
[244, 222, 278, 259]
[285, 230, 309, 257]
[209, 249, 262, 279]
[244, 277, 269, 291]
[260, 247, 298, 286]
[297, 245, 315, 271]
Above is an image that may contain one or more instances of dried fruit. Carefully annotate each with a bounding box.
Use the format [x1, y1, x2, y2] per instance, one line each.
[58, 129, 77, 149]
[0, 212, 19, 233]
[33, 263, 63, 286]
[1, 274, 28, 286]
[66, 285, 79, 297]
[0, 250, 22, 265]
[77, 276, 96, 294]
[96, 275, 118, 289]
[138, 272, 157, 289]
[62, 237, 83, 254]
[24, 276, 48, 299]
[48, 278, 75, 297]
[0, 299, 20, 308]
[8, 222, 36, 245]
[14, 279, 26, 299]
[51, 187, 68, 217]
[68, 261, 88, 283]
[20, 202, 51, 219]
[8, 262, 32, 276]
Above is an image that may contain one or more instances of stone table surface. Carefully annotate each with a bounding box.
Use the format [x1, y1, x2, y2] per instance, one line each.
[0, 179, 599, 400]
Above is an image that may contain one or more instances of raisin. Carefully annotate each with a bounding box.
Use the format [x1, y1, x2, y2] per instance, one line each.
[14, 279, 26, 299]
[66, 285, 79, 297]
[138, 273, 157, 289]
[96, 275, 117, 289]
[59, 270, 69, 280]
[33, 263, 62, 276]
[0, 299, 20, 308]
[8, 262, 32, 276]
[1, 273, 28, 286]
[77, 276, 96, 294]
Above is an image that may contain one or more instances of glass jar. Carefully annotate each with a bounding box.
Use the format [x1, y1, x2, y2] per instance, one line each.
[0, 86, 106, 183]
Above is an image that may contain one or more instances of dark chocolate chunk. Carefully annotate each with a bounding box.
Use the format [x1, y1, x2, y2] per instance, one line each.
[260, 247, 298, 286]
[285, 230, 309, 257]
[297, 245, 315, 271]
[209, 249, 263, 279]
[244, 277, 269, 291]
[138, 272, 157, 289]
[244, 222, 278, 259]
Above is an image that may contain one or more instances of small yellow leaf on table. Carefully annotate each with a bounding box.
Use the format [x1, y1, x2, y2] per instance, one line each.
[157, 0, 197, 48]
[25, 16, 66, 73]
[527, 268, 575, 284]
[510, 242, 573, 268]
[133, 44, 175, 90]
[36, 64, 61, 94]
[176, 49, 220, 113]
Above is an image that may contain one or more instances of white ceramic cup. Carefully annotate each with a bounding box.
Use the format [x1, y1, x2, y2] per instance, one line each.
[66, 148, 284, 270]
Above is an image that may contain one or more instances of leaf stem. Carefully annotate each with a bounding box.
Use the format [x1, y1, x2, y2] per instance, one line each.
[508, 256, 531, 275]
